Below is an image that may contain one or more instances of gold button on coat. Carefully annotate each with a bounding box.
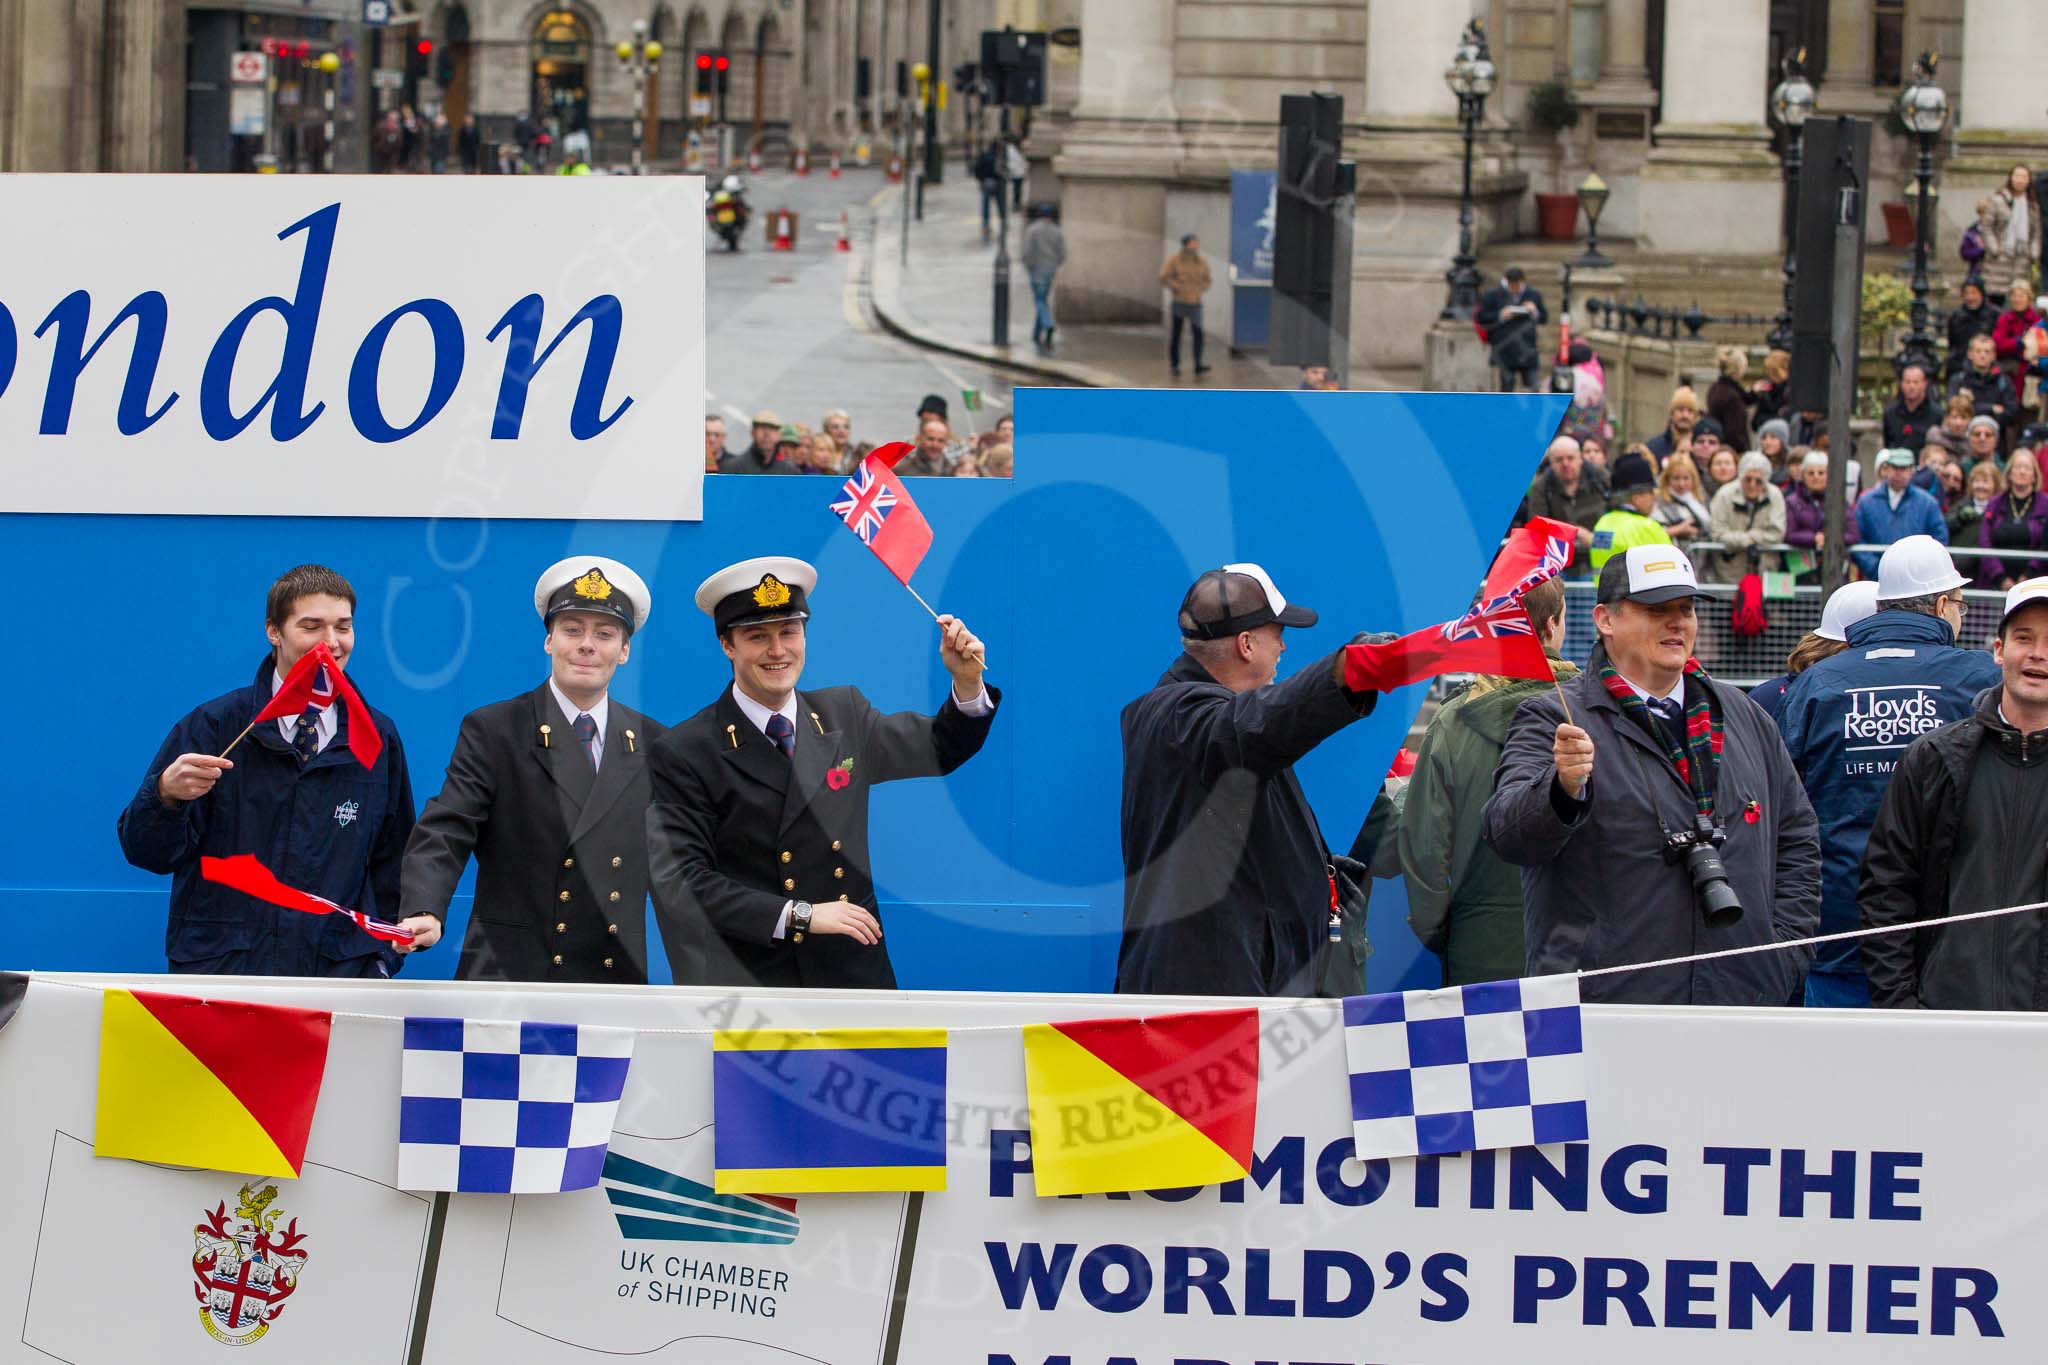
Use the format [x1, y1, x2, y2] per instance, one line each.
[603, 958, 615, 969]
[555, 922, 567, 933]
[607, 923, 618, 935]
[558, 890, 570, 902]
[551, 954, 563, 966]
[783, 878, 796, 891]
[780, 851, 792, 864]
[564, 857, 574, 868]
[611, 856, 622, 868]
[833, 867, 844, 879]
[831, 839, 842, 851]
[609, 891, 620, 902]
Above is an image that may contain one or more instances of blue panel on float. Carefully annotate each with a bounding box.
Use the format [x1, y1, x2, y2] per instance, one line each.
[0, 389, 1563, 993]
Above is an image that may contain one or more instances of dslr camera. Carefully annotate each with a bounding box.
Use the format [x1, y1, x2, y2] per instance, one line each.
[1662, 812, 1743, 927]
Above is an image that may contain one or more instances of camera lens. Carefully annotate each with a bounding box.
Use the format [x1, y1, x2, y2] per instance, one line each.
[1684, 844, 1743, 927]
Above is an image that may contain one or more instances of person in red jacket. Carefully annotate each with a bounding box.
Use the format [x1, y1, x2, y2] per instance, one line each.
[1991, 279, 2041, 426]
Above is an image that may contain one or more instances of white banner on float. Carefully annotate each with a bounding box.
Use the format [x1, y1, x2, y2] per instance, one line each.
[0, 975, 2037, 1364]
[0, 176, 705, 522]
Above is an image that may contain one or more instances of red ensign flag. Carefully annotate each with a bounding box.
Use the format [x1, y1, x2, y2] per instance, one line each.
[252, 642, 384, 770]
[828, 441, 933, 585]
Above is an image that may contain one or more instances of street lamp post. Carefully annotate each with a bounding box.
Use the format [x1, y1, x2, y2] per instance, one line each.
[1768, 50, 1814, 350]
[1571, 171, 1611, 268]
[615, 20, 664, 176]
[1894, 52, 1948, 373]
[1439, 19, 1496, 321]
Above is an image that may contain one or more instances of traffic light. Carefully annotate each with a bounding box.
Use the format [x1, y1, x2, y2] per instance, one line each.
[714, 51, 730, 97]
[695, 51, 713, 95]
[979, 29, 1047, 108]
[410, 37, 432, 81]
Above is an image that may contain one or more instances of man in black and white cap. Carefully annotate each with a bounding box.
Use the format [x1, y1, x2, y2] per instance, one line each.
[401, 556, 669, 983]
[1484, 544, 1820, 1006]
[1117, 563, 1385, 997]
[645, 556, 998, 989]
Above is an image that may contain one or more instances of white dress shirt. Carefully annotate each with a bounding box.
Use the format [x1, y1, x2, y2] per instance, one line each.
[731, 679, 994, 937]
[274, 668, 337, 754]
[549, 680, 610, 768]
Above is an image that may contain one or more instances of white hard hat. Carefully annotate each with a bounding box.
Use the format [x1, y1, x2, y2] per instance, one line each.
[1816, 581, 1880, 641]
[1874, 534, 1968, 602]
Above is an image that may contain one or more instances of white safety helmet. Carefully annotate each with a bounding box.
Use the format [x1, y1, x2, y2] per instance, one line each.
[720, 174, 744, 193]
[1874, 534, 1969, 603]
[1815, 581, 1880, 641]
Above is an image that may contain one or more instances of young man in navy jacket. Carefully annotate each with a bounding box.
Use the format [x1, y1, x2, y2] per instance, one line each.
[119, 564, 435, 976]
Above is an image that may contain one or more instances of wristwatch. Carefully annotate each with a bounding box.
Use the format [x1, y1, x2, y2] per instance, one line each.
[790, 901, 814, 943]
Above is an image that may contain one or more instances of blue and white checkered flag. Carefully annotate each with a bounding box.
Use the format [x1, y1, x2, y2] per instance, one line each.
[399, 1017, 635, 1193]
[1344, 974, 1588, 1162]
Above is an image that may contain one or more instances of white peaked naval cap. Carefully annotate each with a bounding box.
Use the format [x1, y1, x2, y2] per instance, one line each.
[534, 556, 652, 634]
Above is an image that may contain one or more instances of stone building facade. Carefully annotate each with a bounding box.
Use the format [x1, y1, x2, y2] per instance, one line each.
[0, 0, 183, 172]
[1037, 0, 2048, 372]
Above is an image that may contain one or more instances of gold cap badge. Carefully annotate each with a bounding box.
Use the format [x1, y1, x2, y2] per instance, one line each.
[752, 574, 792, 609]
[573, 568, 614, 601]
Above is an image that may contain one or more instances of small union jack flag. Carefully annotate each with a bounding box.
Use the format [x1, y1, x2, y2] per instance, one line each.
[1503, 532, 1571, 599]
[831, 462, 898, 545]
[1442, 595, 1535, 643]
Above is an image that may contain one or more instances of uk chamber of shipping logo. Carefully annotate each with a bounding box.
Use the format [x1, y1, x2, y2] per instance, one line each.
[600, 1150, 799, 1246]
[191, 1182, 310, 1346]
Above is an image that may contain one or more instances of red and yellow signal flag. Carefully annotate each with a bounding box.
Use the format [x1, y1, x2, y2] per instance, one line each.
[95, 989, 332, 1177]
[1021, 1008, 1260, 1197]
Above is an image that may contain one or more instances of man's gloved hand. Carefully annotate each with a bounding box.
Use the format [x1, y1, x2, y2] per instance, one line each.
[1334, 631, 1400, 686]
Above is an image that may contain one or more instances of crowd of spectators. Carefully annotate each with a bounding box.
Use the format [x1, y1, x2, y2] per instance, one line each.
[705, 393, 1015, 480]
[1521, 277, 2048, 595]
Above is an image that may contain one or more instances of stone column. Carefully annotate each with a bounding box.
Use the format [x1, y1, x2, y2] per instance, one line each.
[1819, 0, 1883, 114]
[1944, 0, 2048, 246]
[1594, 0, 1655, 106]
[102, 0, 176, 170]
[1048, 0, 1181, 323]
[1362, 2, 1469, 127]
[1637, 0, 1778, 254]
[1350, 3, 1531, 381]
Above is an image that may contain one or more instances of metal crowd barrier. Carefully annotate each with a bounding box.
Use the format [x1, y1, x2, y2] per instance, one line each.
[1555, 578, 2012, 687]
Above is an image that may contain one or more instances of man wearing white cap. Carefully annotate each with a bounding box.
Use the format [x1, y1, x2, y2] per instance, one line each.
[645, 556, 996, 989]
[1777, 535, 2000, 1006]
[1485, 545, 1820, 1006]
[1862, 578, 2048, 1010]
[400, 556, 668, 983]
[1118, 563, 1387, 997]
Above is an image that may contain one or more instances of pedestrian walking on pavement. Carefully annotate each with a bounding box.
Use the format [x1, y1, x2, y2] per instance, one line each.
[1003, 137, 1029, 211]
[1160, 234, 1212, 377]
[1021, 205, 1066, 353]
[974, 144, 1003, 238]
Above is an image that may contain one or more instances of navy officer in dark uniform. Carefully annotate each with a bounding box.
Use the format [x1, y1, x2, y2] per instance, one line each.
[646, 556, 997, 988]
[401, 556, 668, 982]
[119, 563, 430, 976]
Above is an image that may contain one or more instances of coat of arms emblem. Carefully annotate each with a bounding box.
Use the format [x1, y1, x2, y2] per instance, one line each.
[192, 1182, 310, 1346]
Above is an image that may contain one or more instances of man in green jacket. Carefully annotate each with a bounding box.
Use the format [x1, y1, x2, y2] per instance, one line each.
[1399, 578, 1575, 985]
[1588, 450, 1673, 572]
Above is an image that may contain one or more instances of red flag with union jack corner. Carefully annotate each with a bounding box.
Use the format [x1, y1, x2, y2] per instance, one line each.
[829, 442, 933, 585]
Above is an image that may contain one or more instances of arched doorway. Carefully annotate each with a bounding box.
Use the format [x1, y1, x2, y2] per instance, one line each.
[530, 8, 592, 146]
[641, 6, 675, 162]
[755, 13, 790, 141]
[720, 11, 752, 134]
[439, 4, 474, 137]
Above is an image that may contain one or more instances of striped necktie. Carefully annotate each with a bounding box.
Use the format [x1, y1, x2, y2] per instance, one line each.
[572, 712, 599, 770]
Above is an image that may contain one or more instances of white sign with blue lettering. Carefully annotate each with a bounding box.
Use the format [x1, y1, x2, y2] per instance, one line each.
[0, 176, 705, 521]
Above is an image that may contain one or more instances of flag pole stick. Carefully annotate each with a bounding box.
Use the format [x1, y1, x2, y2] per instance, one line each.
[217, 719, 259, 760]
[1551, 671, 1575, 727]
[900, 581, 988, 668]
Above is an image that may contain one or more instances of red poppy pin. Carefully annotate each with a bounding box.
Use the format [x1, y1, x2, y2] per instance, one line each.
[825, 758, 854, 791]
[1743, 798, 1761, 825]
